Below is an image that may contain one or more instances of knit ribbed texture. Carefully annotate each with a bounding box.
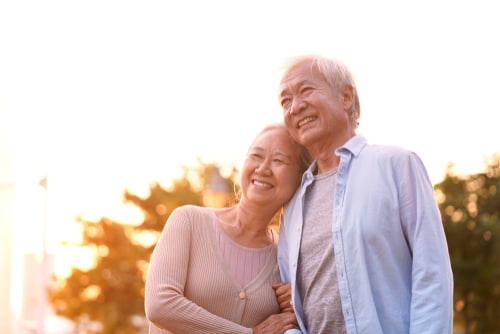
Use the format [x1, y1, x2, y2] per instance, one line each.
[145, 205, 281, 334]
[214, 217, 273, 288]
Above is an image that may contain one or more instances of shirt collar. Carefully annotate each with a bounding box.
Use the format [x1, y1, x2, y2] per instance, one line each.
[301, 134, 367, 186]
[335, 134, 367, 158]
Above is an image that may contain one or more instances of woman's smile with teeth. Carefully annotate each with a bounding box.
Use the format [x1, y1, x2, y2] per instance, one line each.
[253, 180, 272, 188]
[298, 117, 314, 128]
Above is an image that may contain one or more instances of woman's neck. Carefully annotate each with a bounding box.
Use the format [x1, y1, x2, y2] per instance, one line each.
[215, 205, 274, 248]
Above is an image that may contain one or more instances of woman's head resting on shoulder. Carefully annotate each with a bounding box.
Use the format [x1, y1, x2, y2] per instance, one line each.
[238, 123, 311, 211]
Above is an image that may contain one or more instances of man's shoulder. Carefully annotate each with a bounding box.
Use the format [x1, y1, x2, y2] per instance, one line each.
[354, 143, 425, 173]
[362, 142, 416, 159]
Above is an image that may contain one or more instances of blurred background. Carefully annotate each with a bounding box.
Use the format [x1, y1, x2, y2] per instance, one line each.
[1, 0, 499, 333]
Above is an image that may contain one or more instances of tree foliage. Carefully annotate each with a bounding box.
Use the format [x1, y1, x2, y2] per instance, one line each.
[435, 153, 500, 334]
[49, 153, 500, 333]
[48, 161, 237, 333]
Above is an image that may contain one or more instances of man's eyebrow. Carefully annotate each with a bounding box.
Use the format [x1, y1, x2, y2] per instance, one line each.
[278, 87, 289, 98]
[248, 146, 265, 153]
[279, 80, 314, 97]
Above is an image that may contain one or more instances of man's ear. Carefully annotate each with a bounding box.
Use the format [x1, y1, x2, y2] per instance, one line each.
[342, 85, 355, 111]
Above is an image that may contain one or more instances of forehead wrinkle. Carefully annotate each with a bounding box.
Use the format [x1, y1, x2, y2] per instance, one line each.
[249, 145, 293, 158]
[248, 145, 264, 153]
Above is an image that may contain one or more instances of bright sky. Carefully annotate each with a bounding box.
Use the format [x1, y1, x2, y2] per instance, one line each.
[1, 0, 499, 272]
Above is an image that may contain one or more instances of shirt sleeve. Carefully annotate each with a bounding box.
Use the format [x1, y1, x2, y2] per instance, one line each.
[399, 153, 454, 333]
[144, 207, 252, 334]
[285, 329, 303, 334]
[277, 213, 291, 283]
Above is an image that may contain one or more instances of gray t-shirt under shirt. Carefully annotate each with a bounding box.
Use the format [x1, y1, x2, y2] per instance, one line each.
[297, 168, 346, 334]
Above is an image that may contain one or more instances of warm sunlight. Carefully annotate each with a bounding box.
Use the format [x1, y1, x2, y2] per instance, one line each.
[1, 1, 499, 333]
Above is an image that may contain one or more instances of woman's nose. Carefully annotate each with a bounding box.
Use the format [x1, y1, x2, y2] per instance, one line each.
[255, 160, 272, 174]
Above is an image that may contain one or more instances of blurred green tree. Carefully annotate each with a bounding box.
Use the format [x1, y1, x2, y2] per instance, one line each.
[48, 161, 237, 333]
[435, 153, 500, 334]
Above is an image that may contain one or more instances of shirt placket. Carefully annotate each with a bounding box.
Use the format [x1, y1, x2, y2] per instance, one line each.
[333, 151, 356, 333]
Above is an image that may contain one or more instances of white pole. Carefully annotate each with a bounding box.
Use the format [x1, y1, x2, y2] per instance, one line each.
[38, 176, 48, 334]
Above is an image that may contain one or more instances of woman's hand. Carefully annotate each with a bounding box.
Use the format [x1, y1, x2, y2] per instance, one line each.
[252, 312, 298, 334]
[272, 282, 293, 313]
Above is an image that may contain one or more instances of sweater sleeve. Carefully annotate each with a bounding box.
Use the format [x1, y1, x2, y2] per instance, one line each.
[145, 206, 253, 334]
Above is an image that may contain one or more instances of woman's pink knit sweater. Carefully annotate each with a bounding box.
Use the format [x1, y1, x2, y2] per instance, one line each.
[145, 205, 281, 333]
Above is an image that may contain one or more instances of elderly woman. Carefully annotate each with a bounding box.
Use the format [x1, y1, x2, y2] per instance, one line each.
[145, 123, 311, 334]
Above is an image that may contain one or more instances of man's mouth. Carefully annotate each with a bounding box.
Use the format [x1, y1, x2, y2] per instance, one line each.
[298, 116, 315, 128]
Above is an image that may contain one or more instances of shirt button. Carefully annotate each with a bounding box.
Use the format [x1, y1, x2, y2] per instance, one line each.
[239, 291, 246, 299]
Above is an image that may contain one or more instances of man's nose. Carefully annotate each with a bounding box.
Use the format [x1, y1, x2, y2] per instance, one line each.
[289, 97, 306, 116]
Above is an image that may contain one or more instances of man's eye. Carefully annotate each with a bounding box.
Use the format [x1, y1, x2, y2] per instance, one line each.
[300, 86, 313, 95]
[281, 98, 291, 108]
[250, 153, 263, 159]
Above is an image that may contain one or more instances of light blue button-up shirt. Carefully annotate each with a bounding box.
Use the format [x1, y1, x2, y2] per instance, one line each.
[279, 135, 453, 334]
